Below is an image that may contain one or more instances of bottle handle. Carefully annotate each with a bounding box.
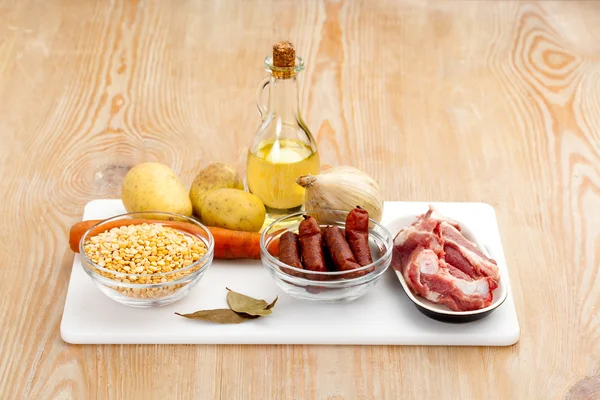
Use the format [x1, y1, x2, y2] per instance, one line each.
[256, 76, 271, 118]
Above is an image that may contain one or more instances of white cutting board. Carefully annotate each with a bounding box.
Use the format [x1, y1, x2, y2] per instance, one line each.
[60, 200, 520, 346]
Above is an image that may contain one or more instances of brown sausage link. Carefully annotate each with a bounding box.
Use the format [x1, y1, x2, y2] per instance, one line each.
[345, 207, 374, 270]
[278, 231, 304, 277]
[321, 227, 336, 272]
[298, 215, 327, 280]
[323, 226, 366, 278]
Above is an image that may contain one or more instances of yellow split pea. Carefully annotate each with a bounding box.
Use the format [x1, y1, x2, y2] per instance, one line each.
[83, 223, 207, 298]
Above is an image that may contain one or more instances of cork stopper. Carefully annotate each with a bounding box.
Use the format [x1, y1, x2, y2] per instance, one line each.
[272, 40, 296, 79]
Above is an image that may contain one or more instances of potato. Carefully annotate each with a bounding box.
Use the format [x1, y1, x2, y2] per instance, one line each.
[189, 163, 244, 219]
[201, 188, 266, 232]
[121, 162, 192, 217]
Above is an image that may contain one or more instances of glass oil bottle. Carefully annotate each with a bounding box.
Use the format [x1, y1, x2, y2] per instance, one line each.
[246, 41, 320, 220]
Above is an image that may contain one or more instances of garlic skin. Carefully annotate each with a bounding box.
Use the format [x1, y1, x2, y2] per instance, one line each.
[296, 166, 384, 222]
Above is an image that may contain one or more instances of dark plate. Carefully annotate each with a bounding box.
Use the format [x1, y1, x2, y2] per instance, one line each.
[413, 302, 498, 323]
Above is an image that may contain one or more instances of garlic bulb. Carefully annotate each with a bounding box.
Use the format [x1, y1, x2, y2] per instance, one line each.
[296, 166, 383, 222]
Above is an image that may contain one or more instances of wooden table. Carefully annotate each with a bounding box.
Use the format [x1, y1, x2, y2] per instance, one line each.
[1, 1, 599, 398]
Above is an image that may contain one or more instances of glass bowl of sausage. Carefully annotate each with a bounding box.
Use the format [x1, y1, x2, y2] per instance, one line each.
[260, 208, 393, 304]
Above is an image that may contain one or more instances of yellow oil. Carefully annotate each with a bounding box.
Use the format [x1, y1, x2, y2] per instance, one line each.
[246, 139, 320, 214]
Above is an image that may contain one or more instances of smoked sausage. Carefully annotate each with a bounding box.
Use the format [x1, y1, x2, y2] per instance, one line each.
[298, 215, 327, 280]
[345, 206, 374, 270]
[321, 227, 336, 271]
[323, 225, 366, 278]
[278, 231, 304, 277]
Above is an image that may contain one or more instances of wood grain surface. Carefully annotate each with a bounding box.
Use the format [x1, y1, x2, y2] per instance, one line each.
[0, 0, 599, 399]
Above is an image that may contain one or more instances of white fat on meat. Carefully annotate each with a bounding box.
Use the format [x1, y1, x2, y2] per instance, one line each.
[393, 227, 411, 246]
[425, 291, 441, 302]
[427, 209, 461, 229]
[419, 256, 439, 274]
[454, 278, 490, 296]
[439, 221, 478, 249]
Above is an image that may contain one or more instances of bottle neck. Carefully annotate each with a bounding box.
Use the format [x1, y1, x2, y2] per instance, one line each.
[267, 76, 300, 123]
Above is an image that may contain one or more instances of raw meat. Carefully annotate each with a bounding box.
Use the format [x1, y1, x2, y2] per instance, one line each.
[438, 221, 500, 282]
[392, 206, 500, 312]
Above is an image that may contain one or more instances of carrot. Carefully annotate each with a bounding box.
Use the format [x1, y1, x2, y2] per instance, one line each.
[69, 219, 279, 260]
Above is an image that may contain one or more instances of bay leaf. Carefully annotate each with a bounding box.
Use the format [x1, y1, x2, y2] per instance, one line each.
[265, 296, 278, 310]
[175, 309, 254, 324]
[226, 288, 277, 316]
[234, 310, 271, 318]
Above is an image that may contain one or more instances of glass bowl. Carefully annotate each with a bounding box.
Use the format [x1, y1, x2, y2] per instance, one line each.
[79, 212, 214, 308]
[260, 210, 393, 304]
